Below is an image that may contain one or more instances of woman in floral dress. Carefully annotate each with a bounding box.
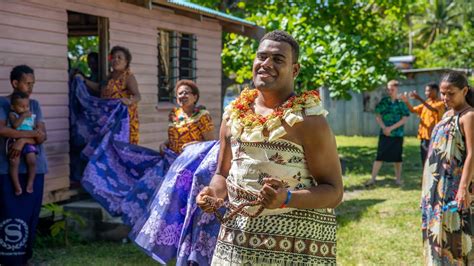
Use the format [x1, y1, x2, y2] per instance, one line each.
[421, 71, 474, 265]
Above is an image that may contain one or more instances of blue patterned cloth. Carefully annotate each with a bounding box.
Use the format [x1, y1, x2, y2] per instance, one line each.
[70, 77, 173, 225]
[69, 78, 220, 264]
[130, 141, 222, 266]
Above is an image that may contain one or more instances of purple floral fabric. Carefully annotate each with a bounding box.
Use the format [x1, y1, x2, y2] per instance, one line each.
[130, 141, 221, 266]
[70, 78, 221, 264]
[70, 77, 175, 224]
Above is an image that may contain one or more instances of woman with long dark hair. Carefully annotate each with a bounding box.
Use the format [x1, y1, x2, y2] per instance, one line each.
[421, 71, 474, 264]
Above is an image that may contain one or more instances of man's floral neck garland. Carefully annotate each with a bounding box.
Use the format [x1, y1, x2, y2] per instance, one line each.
[170, 106, 208, 128]
[224, 88, 328, 142]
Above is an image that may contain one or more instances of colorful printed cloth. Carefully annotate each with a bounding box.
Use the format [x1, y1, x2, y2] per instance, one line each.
[412, 99, 445, 140]
[101, 69, 139, 144]
[375, 96, 410, 137]
[421, 111, 472, 264]
[168, 106, 214, 154]
[212, 91, 337, 265]
[130, 141, 221, 266]
[70, 77, 220, 264]
[70, 77, 172, 225]
[212, 139, 337, 265]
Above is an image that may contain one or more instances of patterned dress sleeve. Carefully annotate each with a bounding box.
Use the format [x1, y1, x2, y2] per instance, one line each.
[197, 112, 214, 133]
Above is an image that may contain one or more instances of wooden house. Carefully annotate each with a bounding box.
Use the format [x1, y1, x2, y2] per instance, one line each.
[0, 0, 263, 203]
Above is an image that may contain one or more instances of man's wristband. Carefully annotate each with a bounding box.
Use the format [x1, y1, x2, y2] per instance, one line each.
[280, 190, 292, 208]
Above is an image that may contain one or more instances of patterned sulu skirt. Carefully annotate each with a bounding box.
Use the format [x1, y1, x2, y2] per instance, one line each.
[211, 208, 337, 265]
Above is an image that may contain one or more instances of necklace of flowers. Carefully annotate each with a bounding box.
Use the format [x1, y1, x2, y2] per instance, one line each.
[170, 106, 207, 128]
[225, 88, 326, 142]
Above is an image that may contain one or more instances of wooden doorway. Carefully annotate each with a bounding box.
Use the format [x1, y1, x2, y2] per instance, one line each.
[67, 11, 109, 185]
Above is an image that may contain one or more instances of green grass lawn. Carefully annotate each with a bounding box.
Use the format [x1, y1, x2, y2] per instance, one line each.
[33, 136, 423, 265]
[33, 240, 156, 265]
[337, 136, 422, 265]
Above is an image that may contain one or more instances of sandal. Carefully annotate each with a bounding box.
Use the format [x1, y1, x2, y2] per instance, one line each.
[364, 180, 376, 187]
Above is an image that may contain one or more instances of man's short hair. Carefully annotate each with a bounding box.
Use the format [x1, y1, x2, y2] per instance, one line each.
[10, 65, 34, 84]
[426, 82, 439, 92]
[260, 30, 299, 63]
[387, 80, 399, 87]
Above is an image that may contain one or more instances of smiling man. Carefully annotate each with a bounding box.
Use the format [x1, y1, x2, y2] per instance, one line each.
[197, 30, 343, 265]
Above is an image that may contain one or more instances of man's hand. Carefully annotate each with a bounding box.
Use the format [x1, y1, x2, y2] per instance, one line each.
[34, 129, 46, 143]
[383, 127, 392, 136]
[259, 178, 288, 209]
[409, 90, 421, 100]
[196, 186, 224, 213]
[400, 92, 409, 103]
[9, 139, 25, 159]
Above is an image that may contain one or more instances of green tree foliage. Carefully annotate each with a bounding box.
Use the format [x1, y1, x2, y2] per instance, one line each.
[192, 1, 407, 99]
[412, 0, 474, 70]
[68, 36, 99, 76]
[413, 0, 461, 47]
[414, 25, 474, 69]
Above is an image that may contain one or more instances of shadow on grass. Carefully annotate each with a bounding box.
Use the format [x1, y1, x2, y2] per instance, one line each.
[339, 142, 423, 192]
[339, 146, 376, 176]
[336, 198, 385, 227]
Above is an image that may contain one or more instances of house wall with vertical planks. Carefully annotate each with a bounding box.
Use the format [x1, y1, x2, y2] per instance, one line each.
[0, 0, 223, 203]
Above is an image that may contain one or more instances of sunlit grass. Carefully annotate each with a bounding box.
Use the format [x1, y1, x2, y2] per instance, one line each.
[336, 136, 422, 265]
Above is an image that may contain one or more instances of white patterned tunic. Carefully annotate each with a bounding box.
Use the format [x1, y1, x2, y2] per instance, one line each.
[212, 95, 337, 265]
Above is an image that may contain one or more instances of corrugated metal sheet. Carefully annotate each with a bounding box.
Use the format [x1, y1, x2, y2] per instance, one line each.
[166, 0, 255, 26]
